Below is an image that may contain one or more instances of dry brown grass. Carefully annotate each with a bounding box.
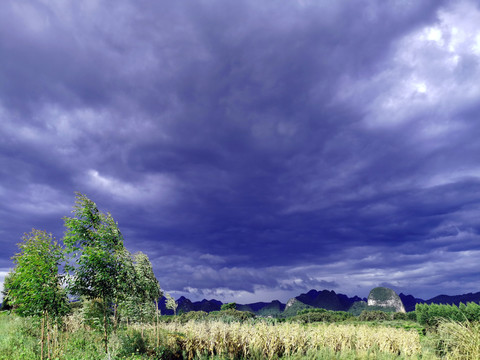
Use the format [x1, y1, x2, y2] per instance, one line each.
[158, 320, 421, 359]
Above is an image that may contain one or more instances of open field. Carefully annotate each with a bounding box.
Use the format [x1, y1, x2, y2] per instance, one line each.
[3, 310, 479, 359]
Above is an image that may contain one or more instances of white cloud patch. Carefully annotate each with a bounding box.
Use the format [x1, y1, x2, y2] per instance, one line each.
[337, 0, 480, 133]
[85, 169, 178, 205]
[0, 269, 9, 302]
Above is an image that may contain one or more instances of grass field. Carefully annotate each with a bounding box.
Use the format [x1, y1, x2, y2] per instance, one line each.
[0, 310, 479, 359]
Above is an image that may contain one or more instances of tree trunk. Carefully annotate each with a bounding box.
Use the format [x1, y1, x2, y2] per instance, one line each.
[103, 302, 108, 353]
[40, 311, 45, 360]
[46, 311, 50, 360]
[113, 302, 118, 333]
[155, 299, 159, 348]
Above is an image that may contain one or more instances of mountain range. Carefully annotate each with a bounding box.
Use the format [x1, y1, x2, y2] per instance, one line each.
[157, 289, 480, 316]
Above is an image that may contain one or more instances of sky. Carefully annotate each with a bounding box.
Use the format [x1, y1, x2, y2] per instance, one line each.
[1, 0, 480, 304]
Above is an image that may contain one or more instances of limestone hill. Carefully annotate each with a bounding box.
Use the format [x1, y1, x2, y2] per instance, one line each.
[367, 287, 406, 313]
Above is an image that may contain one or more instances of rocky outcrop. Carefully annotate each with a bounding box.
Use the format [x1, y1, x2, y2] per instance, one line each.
[368, 287, 406, 313]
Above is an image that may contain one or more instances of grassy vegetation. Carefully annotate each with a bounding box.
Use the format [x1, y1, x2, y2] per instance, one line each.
[2, 306, 480, 359]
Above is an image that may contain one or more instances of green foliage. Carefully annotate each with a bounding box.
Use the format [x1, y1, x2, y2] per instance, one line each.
[348, 301, 399, 316]
[369, 287, 395, 302]
[176, 311, 208, 323]
[297, 308, 326, 315]
[221, 302, 237, 311]
[282, 300, 315, 317]
[165, 293, 178, 316]
[63, 193, 126, 351]
[407, 311, 417, 321]
[63, 193, 125, 302]
[358, 310, 391, 321]
[8, 229, 69, 320]
[392, 312, 409, 320]
[256, 303, 284, 317]
[117, 251, 162, 325]
[291, 309, 354, 323]
[348, 301, 368, 316]
[207, 309, 255, 323]
[117, 330, 148, 357]
[415, 302, 480, 328]
[80, 298, 113, 331]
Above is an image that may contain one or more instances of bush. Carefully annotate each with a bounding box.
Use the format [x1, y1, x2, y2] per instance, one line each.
[407, 311, 417, 321]
[221, 302, 236, 311]
[207, 309, 255, 323]
[117, 330, 147, 358]
[292, 309, 354, 323]
[358, 310, 390, 321]
[298, 308, 327, 315]
[415, 303, 480, 327]
[392, 312, 409, 321]
[177, 311, 208, 323]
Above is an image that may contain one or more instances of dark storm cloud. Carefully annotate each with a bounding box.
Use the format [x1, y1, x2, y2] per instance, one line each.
[1, 0, 480, 302]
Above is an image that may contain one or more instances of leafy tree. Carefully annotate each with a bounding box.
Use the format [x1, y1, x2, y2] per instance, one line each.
[8, 229, 69, 360]
[63, 193, 125, 353]
[221, 302, 237, 311]
[131, 252, 162, 340]
[116, 251, 162, 323]
[113, 247, 136, 330]
[165, 293, 178, 316]
[133, 252, 162, 320]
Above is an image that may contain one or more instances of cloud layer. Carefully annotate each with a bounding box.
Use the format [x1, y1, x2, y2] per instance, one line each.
[1, 0, 480, 302]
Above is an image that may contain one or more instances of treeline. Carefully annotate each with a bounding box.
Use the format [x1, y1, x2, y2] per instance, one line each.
[416, 302, 480, 327]
[1, 193, 168, 358]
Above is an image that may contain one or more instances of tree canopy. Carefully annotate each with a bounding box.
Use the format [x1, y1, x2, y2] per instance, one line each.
[63, 193, 126, 352]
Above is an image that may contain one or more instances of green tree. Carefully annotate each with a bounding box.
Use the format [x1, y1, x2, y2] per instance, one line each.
[165, 292, 178, 316]
[63, 193, 125, 353]
[8, 229, 69, 360]
[221, 302, 237, 311]
[133, 252, 162, 317]
[113, 247, 136, 330]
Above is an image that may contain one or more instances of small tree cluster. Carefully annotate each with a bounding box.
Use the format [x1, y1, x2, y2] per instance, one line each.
[221, 302, 237, 311]
[293, 309, 354, 323]
[358, 310, 391, 321]
[4, 193, 163, 355]
[416, 302, 480, 327]
[6, 229, 69, 360]
[165, 292, 178, 316]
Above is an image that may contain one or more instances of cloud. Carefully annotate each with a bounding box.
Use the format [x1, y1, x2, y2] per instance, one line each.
[0, 269, 9, 302]
[1, 0, 480, 302]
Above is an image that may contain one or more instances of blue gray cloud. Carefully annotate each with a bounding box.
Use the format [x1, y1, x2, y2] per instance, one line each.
[1, 0, 480, 302]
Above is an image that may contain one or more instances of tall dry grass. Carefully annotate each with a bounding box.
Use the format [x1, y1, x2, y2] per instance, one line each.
[159, 320, 421, 359]
[435, 320, 480, 359]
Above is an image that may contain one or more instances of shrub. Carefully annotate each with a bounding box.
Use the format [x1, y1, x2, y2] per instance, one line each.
[117, 330, 147, 357]
[207, 309, 255, 323]
[415, 302, 480, 327]
[392, 312, 409, 321]
[358, 310, 390, 321]
[292, 309, 354, 323]
[407, 311, 417, 322]
[220, 302, 236, 311]
[177, 311, 208, 323]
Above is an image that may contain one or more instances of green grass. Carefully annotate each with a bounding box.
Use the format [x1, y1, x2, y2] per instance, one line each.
[0, 312, 39, 360]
